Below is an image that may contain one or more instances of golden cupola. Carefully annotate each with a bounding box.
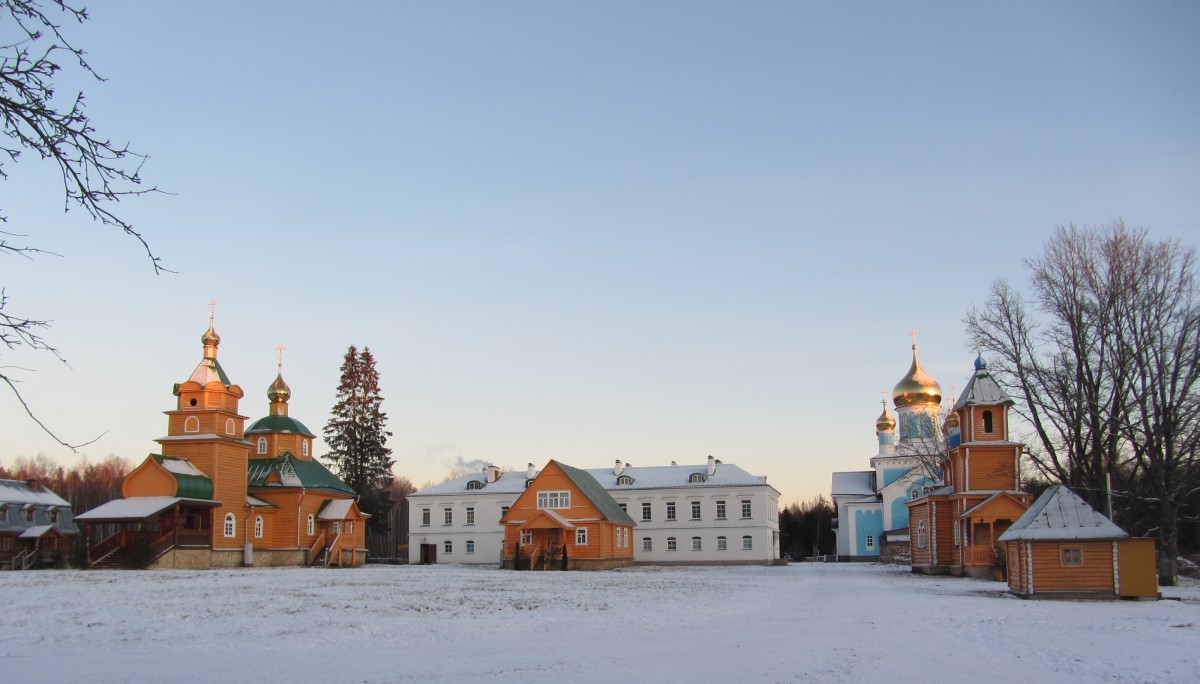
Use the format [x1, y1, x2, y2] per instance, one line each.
[893, 344, 943, 408]
[268, 373, 291, 415]
[943, 410, 960, 435]
[875, 402, 897, 432]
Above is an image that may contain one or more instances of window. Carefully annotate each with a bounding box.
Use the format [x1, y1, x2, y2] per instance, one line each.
[48, 509, 58, 523]
[536, 491, 570, 510]
[618, 503, 627, 512]
[576, 527, 588, 545]
[865, 535, 874, 550]
[0, 504, 7, 518]
[741, 500, 752, 518]
[24, 507, 34, 522]
[692, 536, 702, 551]
[717, 536, 727, 551]
[642, 502, 652, 521]
[520, 530, 533, 545]
[254, 515, 263, 538]
[444, 540, 452, 554]
[421, 508, 431, 526]
[332, 521, 340, 535]
[501, 506, 510, 521]
[742, 535, 753, 550]
[921, 521, 929, 549]
[466, 540, 475, 554]
[223, 513, 236, 538]
[642, 537, 652, 551]
[467, 480, 484, 490]
[617, 475, 634, 485]
[307, 514, 315, 536]
[982, 410, 994, 434]
[225, 418, 235, 435]
[689, 473, 706, 483]
[257, 437, 267, 455]
[301, 440, 309, 457]
[1061, 546, 1083, 567]
[691, 501, 701, 520]
[443, 508, 453, 525]
[716, 501, 726, 519]
[349, 521, 354, 534]
[465, 507, 475, 525]
[666, 502, 676, 521]
[184, 415, 200, 433]
[667, 537, 677, 551]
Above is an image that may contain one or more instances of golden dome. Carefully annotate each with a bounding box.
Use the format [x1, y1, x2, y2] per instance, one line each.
[267, 373, 291, 404]
[893, 345, 943, 408]
[201, 323, 221, 349]
[875, 402, 896, 432]
[943, 410, 960, 435]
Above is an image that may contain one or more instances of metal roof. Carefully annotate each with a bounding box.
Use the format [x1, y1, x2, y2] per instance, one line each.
[151, 455, 214, 500]
[0, 479, 71, 507]
[998, 485, 1129, 542]
[244, 415, 316, 437]
[246, 453, 355, 495]
[555, 461, 636, 526]
[953, 359, 1014, 410]
[831, 471, 877, 497]
[75, 496, 219, 522]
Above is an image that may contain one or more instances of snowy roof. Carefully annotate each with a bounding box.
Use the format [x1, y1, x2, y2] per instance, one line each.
[953, 357, 1014, 410]
[159, 458, 206, 478]
[246, 495, 276, 508]
[75, 496, 219, 522]
[538, 509, 576, 529]
[997, 486, 1129, 542]
[0, 479, 71, 507]
[412, 461, 775, 498]
[317, 499, 354, 520]
[18, 525, 55, 539]
[831, 471, 876, 497]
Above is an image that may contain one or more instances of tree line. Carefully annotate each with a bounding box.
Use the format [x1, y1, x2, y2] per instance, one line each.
[967, 222, 1199, 584]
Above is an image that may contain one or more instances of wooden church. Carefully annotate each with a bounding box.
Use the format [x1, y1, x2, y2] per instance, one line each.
[77, 310, 367, 569]
[907, 355, 1032, 578]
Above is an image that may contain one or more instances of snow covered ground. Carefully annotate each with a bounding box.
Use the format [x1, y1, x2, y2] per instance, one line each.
[3, 563, 1198, 683]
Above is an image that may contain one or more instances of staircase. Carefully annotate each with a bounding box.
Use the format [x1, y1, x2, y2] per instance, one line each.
[91, 548, 140, 569]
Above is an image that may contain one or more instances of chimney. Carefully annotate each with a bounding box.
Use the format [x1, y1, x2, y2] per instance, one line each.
[707, 455, 717, 476]
[527, 463, 536, 479]
[614, 459, 624, 476]
[671, 461, 677, 466]
[484, 464, 501, 483]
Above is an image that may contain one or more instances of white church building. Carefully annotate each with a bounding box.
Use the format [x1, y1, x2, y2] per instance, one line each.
[409, 456, 781, 565]
[831, 343, 944, 560]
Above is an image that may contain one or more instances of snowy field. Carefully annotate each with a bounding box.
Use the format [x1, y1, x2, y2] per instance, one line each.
[3, 563, 1198, 684]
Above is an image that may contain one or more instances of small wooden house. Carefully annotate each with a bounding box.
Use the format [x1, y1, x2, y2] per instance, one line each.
[501, 460, 636, 570]
[0, 479, 79, 569]
[997, 485, 1158, 599]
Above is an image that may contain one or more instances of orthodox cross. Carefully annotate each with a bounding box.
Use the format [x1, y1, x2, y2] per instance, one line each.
[275, 344, 286, 370]
[910, 328, 918, 348]
[208, 299, 217, 324]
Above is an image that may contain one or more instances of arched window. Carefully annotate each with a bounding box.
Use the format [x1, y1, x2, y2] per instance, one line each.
[467, 480, 484, 490]
[225, 418, 235, 435]
[254, 515, 263, 538]
[742, 535, 753, 550]
[982, 410, 994, 434]
[918, 521, 928, 549]
[223, 513, 236, 538]
[301, 440, 309, 457]
[466, 540, 475, 554]
[691, 536, 702, 551]
[184, 416, 200, 433]
[257, 437, 268, 455]
[306, 514, 315, 536]
[865, 535, 875, 550]
[616, 475, 634, 486]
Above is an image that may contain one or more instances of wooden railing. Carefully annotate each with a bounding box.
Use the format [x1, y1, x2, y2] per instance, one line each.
[90, 532, 124, 565]
[176, 529, 211, 548]
[528, 544, 542, 570]
[148, 531, 176, 563]
[326, 533, 343, 568]
[307, 532, 326, 566]
[965, 545, 997, 566]
[12, 549, 34, 570]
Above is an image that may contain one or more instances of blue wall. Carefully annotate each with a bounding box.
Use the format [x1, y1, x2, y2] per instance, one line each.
[890, 496, 909, 530]
[854, 509, 883, 556]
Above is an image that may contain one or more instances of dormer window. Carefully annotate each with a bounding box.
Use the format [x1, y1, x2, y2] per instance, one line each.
[0, 504, 7, 518]
[48, 507, 59, 523]
[257, 437, 268, 455]
[616, 475, 634, 486]
[466, 480, 484, 490]
[689, 473, 707, 483]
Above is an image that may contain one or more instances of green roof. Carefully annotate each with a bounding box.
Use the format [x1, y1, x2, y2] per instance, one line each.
[246, 453, 355, 495]
[244, 415, 315, 437]
[555, 461, 636, 525]
[151, 455, 214, 499]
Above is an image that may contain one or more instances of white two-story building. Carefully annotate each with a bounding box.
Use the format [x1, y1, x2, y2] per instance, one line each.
[409, 457, 781, 565]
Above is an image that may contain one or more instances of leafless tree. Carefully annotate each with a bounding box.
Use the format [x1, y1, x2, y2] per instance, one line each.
[2, 1, 160, 448]
[967, 222, 1199, 584]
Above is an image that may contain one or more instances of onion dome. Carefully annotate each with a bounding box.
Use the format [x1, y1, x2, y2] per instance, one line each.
[943, 410, 960, 435]
[201, 323, 221, 350]
[893, 344, 943, 408]
[875, 402, 896, 432]
[267, 373, 291, 404]
[974, 353, 987, 371]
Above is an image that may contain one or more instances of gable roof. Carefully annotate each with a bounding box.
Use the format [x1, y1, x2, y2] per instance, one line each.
[998, 485, 1129, 542]
[0, 479, 71, 507]
[555, 461, 636, 525]
[150, 455, 214, 499]
[246, 453, 355, 495]
[831, 471, 876, 497]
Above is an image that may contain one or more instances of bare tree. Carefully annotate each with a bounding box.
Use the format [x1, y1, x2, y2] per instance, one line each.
[2, 0, 160, 448]
[967, 222, 1199, 584]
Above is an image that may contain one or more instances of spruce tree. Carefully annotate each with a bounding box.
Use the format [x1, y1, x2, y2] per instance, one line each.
[324, 345, 395, 533]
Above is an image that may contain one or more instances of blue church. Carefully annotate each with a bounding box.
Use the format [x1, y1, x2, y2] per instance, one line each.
[831, 343, 944, 560]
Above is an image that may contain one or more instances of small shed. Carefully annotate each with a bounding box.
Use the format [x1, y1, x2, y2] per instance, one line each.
[997, 485, 1157, 599]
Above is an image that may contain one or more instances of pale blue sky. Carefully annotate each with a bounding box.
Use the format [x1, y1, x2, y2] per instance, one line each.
[4, 2, 1198, 502]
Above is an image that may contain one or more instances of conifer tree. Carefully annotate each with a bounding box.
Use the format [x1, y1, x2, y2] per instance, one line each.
[324, 345, 395, 532]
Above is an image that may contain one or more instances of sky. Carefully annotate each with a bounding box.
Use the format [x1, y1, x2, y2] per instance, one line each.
[3, 1, 1198, 503]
